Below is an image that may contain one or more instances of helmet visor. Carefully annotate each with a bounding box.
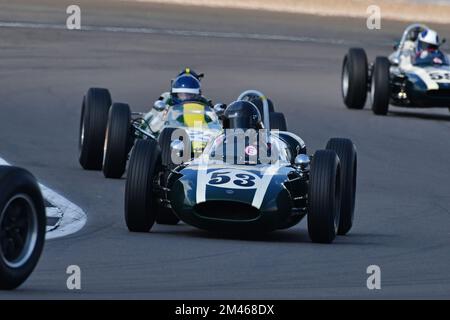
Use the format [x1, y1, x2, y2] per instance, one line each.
[175, 93, 199, 101]
[227, 116, 255, 129]
[419, 41, 439, 51]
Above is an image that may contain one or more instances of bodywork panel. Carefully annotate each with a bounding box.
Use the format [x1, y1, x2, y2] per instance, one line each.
[169, 163, 302, 232]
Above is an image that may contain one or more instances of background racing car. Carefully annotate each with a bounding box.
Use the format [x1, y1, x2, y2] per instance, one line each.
[342, 23, 450, 115]
[123, 90, 357, 244]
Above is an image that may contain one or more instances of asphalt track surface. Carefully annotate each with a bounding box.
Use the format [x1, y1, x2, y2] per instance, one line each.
[0, 0, 450, 299]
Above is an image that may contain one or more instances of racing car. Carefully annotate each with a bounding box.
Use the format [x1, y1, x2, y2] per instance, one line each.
[124, 90, 357, 243]
[342, 23, 450, 115]
[0, 166, 46, 289]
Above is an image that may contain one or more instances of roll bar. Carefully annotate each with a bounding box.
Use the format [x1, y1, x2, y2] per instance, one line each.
[237, 90, 270, 130]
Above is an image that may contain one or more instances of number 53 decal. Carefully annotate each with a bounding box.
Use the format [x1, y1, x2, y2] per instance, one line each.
[206, 169, 261, 189]
[429, 72, 450, 82]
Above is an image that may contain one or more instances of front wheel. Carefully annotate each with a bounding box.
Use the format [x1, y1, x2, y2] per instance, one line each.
[125, 140, 161, 232]
[0, 166, 46, 290]
[371, 57, 390, 115]
[155, 127, 182, 225]
[326, 138, 357, 235]
[307, 150, 341, 243]
[103, 103, 132, 179]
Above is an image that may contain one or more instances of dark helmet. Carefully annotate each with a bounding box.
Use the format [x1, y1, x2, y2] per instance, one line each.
[222, 100, 263, 130]
[171, 74, 201, 103]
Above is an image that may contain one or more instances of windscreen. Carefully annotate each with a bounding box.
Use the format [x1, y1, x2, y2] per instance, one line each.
[166, 102, 221, 130]
[206, 131, 291, 165]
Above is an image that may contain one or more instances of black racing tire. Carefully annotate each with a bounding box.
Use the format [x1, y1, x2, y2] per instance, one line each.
[307, 150, 341, 244]
[278, 132, 307, 163]
[342, 48, 368, 109]
[249, 97, 275, 122]
[158, 127, 177, 169]
[79, 88, 112, 170]
[156, 127, 184, 225]
[125, 139, 161, 232]
[370, 57, 390, 115]
[103, 103, 132, 179]
[326, 138, 357, 235]
[0, 166, 46, 290]
[158, 127, 190, 168]
[269, 112, 288, 131]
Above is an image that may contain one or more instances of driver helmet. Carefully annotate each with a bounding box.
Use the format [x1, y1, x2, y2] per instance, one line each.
[222, 100, 263, 130]
[417, 29, 441, 52]
[171, 74, 201, 104]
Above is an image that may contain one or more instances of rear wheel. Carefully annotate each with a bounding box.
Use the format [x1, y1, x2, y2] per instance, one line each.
[103, 103, 132, 179]
[0, 166, 46, 290]
[125, 140, 161, 232]
[158, 127, 190, 168]
[156, 128, 183, 225]
[371, 57, 390, 115]
[79, 88, 112, 170]
[326, 138, 357, 235]
[342, 48, 368, 109]
[308, 150, 341, 243]
[269, 112, 287, 131]
[250, 97, 275, 122]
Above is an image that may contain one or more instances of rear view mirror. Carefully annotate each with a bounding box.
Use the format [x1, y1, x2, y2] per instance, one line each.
[213, 103, 226, 118]
[153, 100, 166, 112]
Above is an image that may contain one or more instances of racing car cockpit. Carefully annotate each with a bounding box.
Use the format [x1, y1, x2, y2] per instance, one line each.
[206, 130, 292, 166]
[390, 23, 428, 65]
[413, 50, 449, 66]
[391, 23, 448, 67]
[147, 100, 221, 133]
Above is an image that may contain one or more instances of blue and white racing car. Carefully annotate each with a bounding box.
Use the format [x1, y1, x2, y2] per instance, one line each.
[342, 23, 450, 115]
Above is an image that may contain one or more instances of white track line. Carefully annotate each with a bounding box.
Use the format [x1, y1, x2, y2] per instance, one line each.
[0, 21, 350, 45]
[0, 157, 87, 240]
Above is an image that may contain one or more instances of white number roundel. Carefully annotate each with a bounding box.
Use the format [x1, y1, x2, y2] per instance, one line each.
[205, 169, 261, 189]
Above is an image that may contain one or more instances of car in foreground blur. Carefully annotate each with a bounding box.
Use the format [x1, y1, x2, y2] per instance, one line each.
[0, 166, 45, 290]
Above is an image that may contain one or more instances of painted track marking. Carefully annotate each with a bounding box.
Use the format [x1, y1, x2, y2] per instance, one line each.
[0, 157, 87, 239]
[0, 21, 352, 45]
